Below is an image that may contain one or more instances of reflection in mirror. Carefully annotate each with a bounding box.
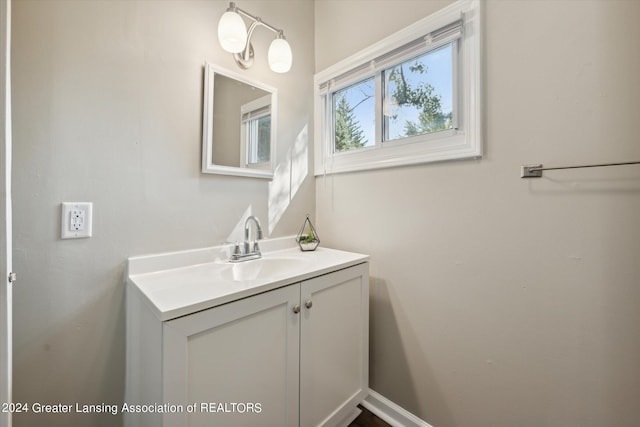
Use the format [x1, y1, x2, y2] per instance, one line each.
[240, 94, 272, 169]
[202, 62, 277, 179]
[212, 75, 270, 168]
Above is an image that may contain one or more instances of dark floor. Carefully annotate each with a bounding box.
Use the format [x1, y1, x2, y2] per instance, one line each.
[348, 405, 391, 427]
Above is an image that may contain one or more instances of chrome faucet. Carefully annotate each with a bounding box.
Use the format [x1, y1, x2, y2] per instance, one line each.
[244, 215, 263, 254]
[229, 215, 263, 262]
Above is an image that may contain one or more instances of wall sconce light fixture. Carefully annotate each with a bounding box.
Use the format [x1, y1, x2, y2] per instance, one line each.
[218, 2, 293, 73]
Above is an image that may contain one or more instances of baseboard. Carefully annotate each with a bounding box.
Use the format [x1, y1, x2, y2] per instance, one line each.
[362, 389, 435, 427]
[336, 407, 362, 427]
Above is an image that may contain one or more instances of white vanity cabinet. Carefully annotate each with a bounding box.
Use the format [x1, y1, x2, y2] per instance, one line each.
[126, 252, 368, 427]
[299, 264, 369, 427]
[163, 283, 301, 427]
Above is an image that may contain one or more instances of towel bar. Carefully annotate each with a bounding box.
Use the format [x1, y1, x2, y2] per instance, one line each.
[521, 161, 640, 178]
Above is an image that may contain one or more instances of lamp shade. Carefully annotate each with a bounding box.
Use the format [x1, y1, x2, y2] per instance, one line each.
[268, 37, 292, 73]
[218, 11, 247, 53]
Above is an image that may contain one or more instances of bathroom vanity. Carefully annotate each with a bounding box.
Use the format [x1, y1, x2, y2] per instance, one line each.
[125, 237, 369, 427]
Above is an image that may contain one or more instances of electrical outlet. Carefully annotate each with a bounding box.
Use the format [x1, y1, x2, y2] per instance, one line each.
[61, 202, 93, 239]
[69, 209, 85, 231]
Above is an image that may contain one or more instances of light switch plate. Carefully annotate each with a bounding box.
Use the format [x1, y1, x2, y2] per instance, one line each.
[61, 202, 93, 239]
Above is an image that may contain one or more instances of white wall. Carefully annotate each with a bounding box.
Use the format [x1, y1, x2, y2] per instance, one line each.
[11, 1, 314, 425]
[315, 1, 640, 426]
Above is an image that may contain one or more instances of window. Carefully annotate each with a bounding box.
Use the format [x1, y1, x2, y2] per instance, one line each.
[333, 78, 375, 152]
[245, 114, 270, 165]
[314, 0, 481, 175]
[241, 95, 271, 169]
[384, 43, 454, 142]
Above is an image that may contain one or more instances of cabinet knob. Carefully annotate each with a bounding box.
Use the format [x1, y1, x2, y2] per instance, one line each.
[304, 300, 313, 309]
[292, 304, 301, 314]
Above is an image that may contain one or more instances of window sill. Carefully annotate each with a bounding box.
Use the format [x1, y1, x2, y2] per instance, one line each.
[315, 131, 481, 176]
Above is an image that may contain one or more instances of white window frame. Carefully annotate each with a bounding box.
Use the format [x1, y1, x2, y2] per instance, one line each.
[314, 0, 481, 176]
[240, 95, 272, 170]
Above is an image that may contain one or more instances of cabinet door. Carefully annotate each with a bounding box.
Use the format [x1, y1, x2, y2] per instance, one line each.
[300, 264, 369, 427]
[163, 284, 300, 427]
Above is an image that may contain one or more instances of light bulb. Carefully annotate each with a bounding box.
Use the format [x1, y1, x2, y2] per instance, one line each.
[218, 11, 247, 53]
[268, 37, 292, 73]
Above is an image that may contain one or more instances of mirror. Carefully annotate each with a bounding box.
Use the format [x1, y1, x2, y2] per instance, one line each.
[202, 62, 277, 179]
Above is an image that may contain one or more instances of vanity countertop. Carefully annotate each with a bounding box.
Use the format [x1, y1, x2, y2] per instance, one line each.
[127, 239, 369, 321]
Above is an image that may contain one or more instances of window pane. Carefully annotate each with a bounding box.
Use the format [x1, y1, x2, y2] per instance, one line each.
[333, 78, 375, 152]
[384, 42, 454, 142]
[247, 115, 270, 164]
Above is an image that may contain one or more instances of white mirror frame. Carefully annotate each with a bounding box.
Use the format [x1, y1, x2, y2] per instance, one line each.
[201, 62, 277, 179]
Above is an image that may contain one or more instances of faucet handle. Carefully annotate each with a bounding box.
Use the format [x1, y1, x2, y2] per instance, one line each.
[223, 241, 242, 255]
[233, 242, 242, 255]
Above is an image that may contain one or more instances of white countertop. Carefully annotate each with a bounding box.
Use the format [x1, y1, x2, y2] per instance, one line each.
[127, 239, 369, 321]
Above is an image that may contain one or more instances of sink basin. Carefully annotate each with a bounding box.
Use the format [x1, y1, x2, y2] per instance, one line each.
[219, 256, 310, 282]
[128, 238, 370, 320]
